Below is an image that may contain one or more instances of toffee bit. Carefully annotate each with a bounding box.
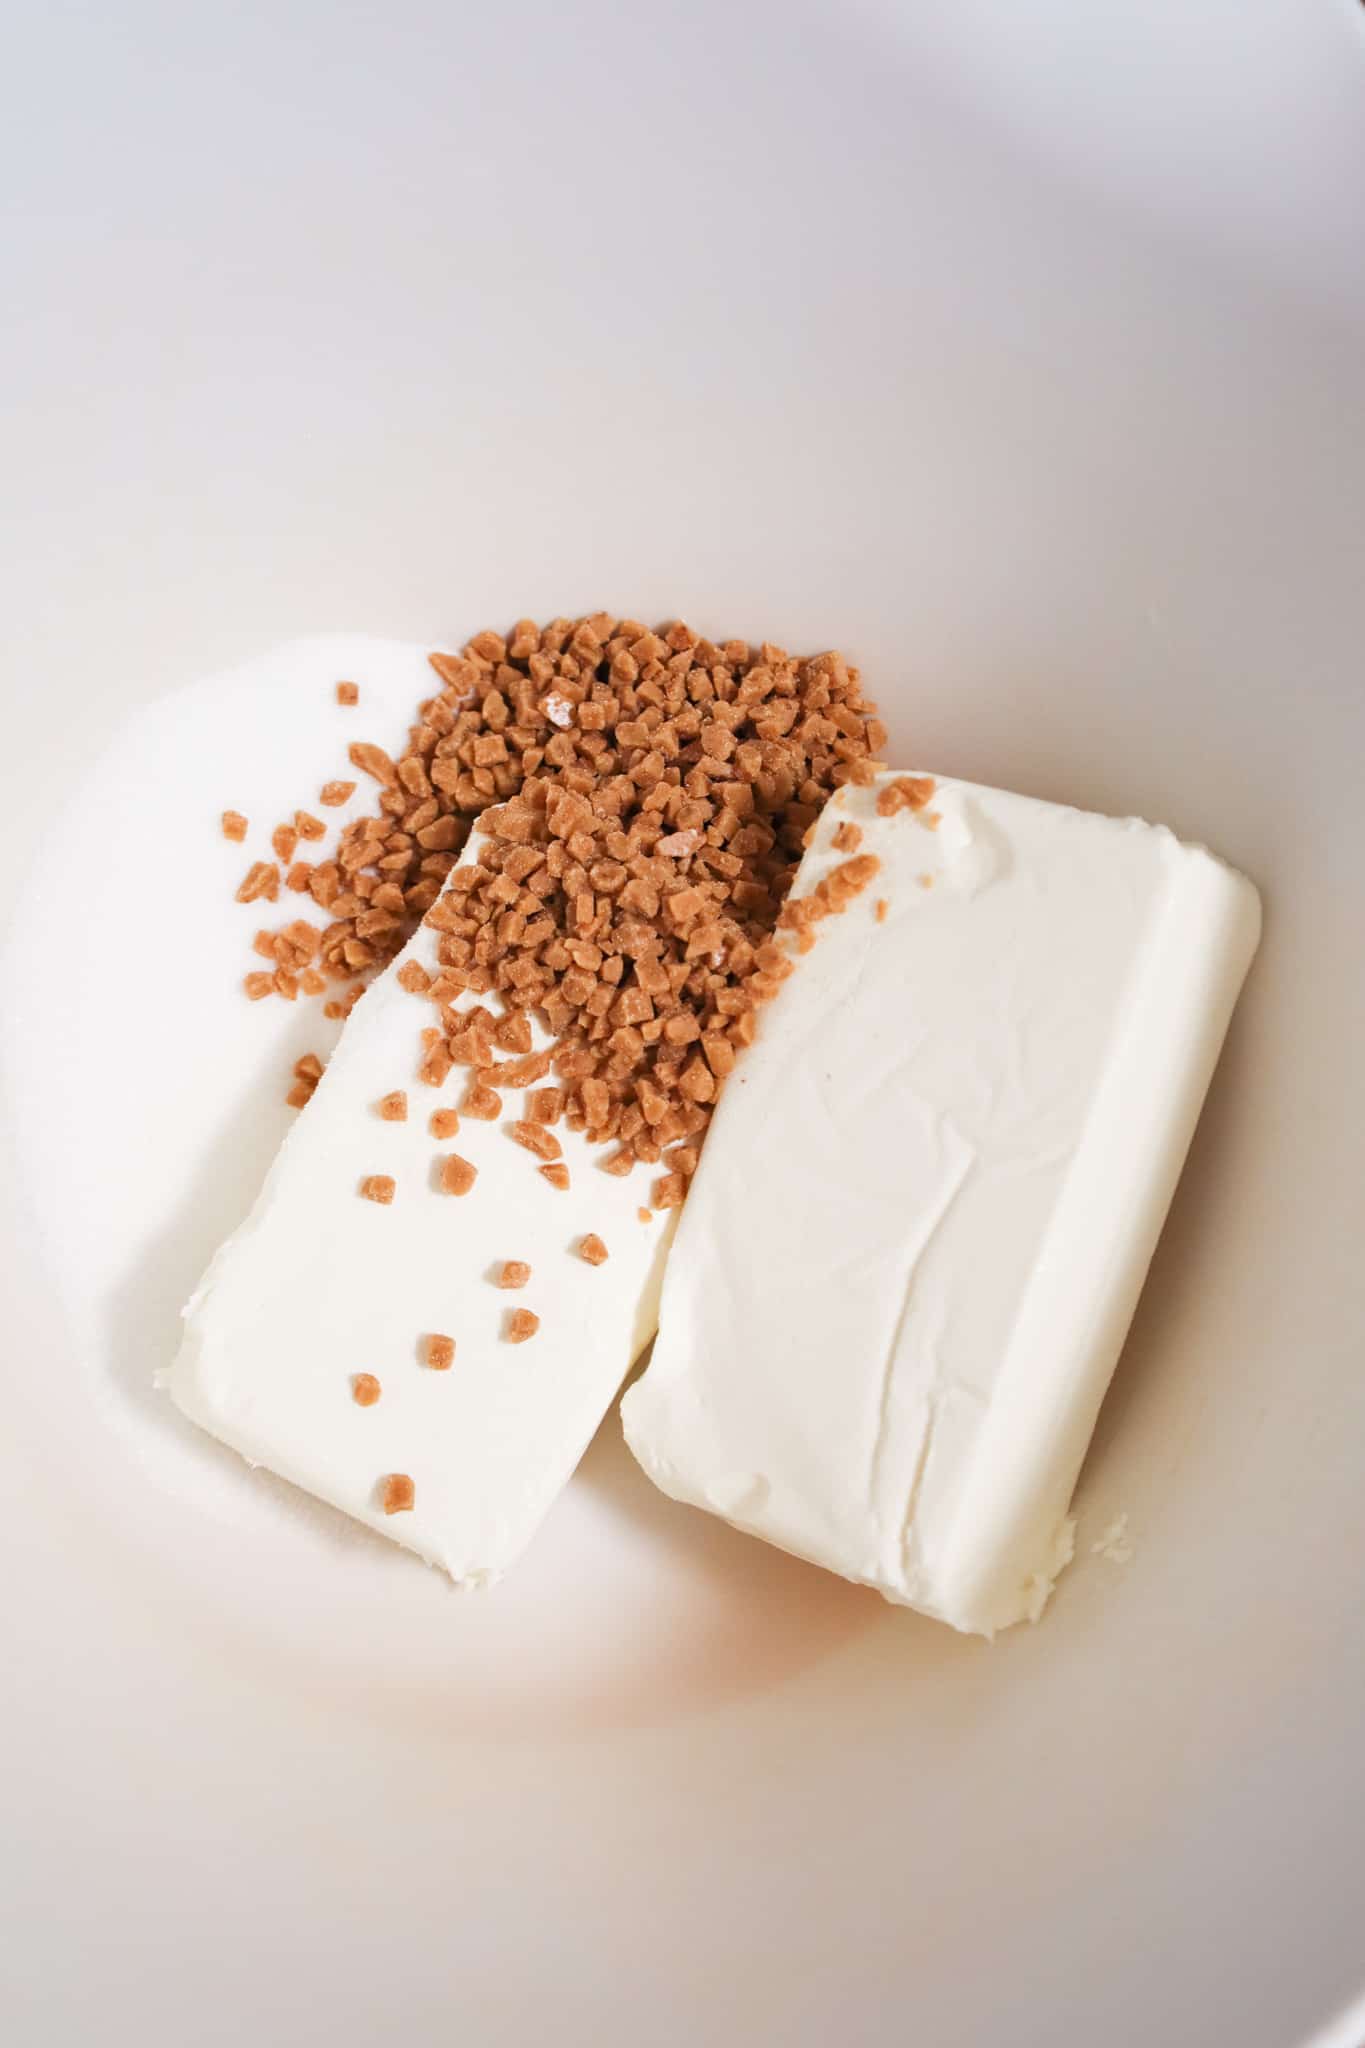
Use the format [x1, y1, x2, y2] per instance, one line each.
[295, 809, 326, 841]
[430, 1107, 460, 1138]
[875, 898, 889, 922]
[380, 1473, 415, 1514]
[438, 1153, 478, 1196]
[359, 1174, 396, 1204]
[376, 1089, 408, 1121]
[272, 823, 298, 864]
[579, 1234, 609, 1265]
[236, 861, 280, 904]
[876, 774, 936, 817]
[336, 680, 359, 706]
[348, 741, 397, 785]
[538, 1162, 570, 1191]
[512, 1120, 561, 1162]
[319, 780, 356, 807]
[244, 972, 274, 1000]
[221, 810, 248, 842]
[832, 821, 863, 852]
[505, 1308, 540, 1343]
[425, 1333, 455, 1370]
[462, 1082, 502, 1120]
[352, 1373, 382, 1406]
[285, 1081, 313, 1108]
[637, 1207, 652, 1223]
[496, 1260, 531, 1289]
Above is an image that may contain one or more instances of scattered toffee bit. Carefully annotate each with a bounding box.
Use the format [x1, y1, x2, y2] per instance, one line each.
[295, 1052, 324, 1083]
[539, 1163, 570, 1191]
[352, 1373, 382, 1406]
[513, 1120, 561, 1162]
[221, 810, 248, 842]
[376, 1089, 408, 1121]
[346, 738, 394, 784]
[876, 774, 936, 818]
[875, 898, 889, 923]
[832, 821, 863, 853]
[425, 1333, 455, 1370]
[301, 968, 327, 995]
[295, 809, 326, 841]
[652, 1173, 686, 1209]
[381, 1473, 415, 1513]
[506, 1308, 540, 1343]
[285, 1081, 313, 1108]
[337, 681, 359, 706]
[272, 823, 298, 864]
[579, 1233, 609, 1265]
[438, 1153, 478, 1196]
[637, 1207, 652, 1223]
[781, 852, 882, 939]
[430, 1107, 460, 1138]
[236, 861, 280, 904]
[244, 972, 274, 1000]
[461, 1082, 502, 1120]
[319, 779, 356, 807]
[527, 1087, 564, 1125]
[359, 1174, 396, 1204]
[496, 1260, 532, 1289]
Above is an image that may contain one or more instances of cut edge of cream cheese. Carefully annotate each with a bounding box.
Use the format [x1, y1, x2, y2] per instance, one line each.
[621, 770, 1261, 1636]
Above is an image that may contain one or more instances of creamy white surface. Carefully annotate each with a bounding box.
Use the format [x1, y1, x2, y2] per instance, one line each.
[167, 825, 675, 1584]
[622, 772, 1261, 1635]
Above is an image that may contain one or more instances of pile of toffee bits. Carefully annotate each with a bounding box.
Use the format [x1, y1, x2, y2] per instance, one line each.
[239, 615, 891, 1206]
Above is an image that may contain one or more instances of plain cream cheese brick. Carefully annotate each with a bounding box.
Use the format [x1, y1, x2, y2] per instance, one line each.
[621, 771, 1261, 1635]
[166, 827, 676, 1583]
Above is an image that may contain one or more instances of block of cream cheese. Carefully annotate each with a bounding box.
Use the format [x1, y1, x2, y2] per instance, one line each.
[621, 772, 1261, 1634]
[166, 829, 676, 1583]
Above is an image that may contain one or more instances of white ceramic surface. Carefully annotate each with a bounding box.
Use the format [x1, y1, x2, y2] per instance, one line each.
[2, 5, 1363, 2046]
